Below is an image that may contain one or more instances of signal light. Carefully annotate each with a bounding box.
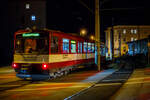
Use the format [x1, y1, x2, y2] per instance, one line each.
[42, 64, 48, 70]
[12, 63, 17, 69]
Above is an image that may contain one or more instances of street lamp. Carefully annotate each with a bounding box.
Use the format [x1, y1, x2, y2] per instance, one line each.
[90, 35, 95, 40]
[80, 28, 87, 36]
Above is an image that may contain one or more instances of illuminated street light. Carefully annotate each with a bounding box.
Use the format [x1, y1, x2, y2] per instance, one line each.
[80, 28, 87, 36]
[90, 35, 95, 40]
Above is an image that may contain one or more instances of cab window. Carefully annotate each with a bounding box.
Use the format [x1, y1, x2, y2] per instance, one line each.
[51, 36, 59, 53]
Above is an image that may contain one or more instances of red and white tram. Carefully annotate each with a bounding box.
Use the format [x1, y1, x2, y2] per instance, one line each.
[12, 29, 95, 80]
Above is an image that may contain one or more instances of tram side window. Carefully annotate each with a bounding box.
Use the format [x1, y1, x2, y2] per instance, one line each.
[84, 42, 87, 53]
[92, 43, 95, 53]
[71, 40, 76, 53]
[80, 42, 82, 53]
[51, 36, 58, 53]
[78, 42, 80, 53]
[78, 42, 82, 53]
[63, 38, 69, 53]
[88, 43, 92, 53]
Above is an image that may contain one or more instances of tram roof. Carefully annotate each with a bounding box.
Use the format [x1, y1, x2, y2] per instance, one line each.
[15, 29, 95, 42]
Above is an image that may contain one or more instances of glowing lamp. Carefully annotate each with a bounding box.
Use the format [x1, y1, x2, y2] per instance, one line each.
[42, 64, 48, 70]
[80, 28, 87, 36]
[12, 63, 18, 69]
[90, 35, 95, 40]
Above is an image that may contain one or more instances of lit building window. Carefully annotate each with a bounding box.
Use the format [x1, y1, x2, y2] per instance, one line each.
[131, 37, 134, 41]
[134, 29, 137, 34]
[134, 38, 137, 41]
[131, 29, 134, 34]
[123, 29, 126, 34]
[26, 4, 30, 9]
[31, 15, 36, 21]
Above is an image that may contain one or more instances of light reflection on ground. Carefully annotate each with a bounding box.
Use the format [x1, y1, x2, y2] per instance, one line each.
[0, 69, 101, 100]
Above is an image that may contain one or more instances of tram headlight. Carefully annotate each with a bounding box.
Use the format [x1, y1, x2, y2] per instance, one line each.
[42, 64, 48, 70]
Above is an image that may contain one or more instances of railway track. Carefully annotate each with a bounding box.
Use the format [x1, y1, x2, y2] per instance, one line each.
[66, 69, 133, 100]
[99, 69, 132, 83]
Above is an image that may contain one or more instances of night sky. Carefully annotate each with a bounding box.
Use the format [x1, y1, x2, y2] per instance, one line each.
[46, 0, 95, 34]
[0, 0, 150, 66]
[46, 0, 150, 37]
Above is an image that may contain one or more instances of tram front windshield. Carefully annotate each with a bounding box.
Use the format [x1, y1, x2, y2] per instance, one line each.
[15, 33, 49, 54]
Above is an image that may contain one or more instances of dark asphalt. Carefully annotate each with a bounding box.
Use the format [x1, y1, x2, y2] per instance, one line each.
[0, 80, 34, 92]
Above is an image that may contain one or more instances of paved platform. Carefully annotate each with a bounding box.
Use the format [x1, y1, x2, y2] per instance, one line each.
[82, 69, 117, 83]
[110, 68, 150, 100]
[65, 69, 118, 100]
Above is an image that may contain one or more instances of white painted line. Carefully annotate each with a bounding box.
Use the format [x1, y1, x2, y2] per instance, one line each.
[94, 83, 121, 87]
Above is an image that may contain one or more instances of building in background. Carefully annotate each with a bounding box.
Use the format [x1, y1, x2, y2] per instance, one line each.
[9, 0, 46, 30]
[105, 25, 150, 59]
[105, 27, 113, 60]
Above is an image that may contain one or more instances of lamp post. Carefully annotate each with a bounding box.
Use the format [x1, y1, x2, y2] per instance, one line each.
[95, 0, 100, 71]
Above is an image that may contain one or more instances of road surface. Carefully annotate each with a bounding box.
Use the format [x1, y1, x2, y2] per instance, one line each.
[0, 66, 115, 100]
